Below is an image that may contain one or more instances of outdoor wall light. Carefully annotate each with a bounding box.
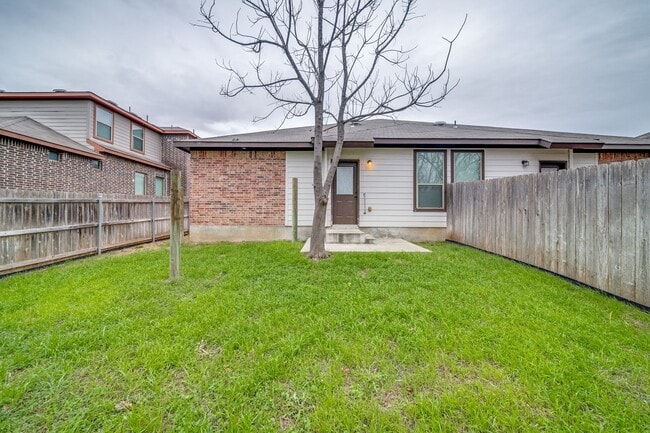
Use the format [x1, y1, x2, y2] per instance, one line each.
[366, 160, 374, 168]
[521, 160, 530, 167]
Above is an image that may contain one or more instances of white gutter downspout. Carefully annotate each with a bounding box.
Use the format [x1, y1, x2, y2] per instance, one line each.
[568, 149, 574, 169]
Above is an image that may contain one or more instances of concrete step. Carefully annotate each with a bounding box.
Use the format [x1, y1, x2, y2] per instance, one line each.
[326, 226, 375, 244]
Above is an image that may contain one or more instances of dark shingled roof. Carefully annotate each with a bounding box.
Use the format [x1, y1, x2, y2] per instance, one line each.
[176, 119, 650, 151]
[0, 116, 102, 159]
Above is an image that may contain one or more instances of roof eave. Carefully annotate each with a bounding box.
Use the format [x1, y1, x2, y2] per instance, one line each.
[372, 138, 548, 148]
[0, 128, 103, 159]
[174, 140, 313, 151]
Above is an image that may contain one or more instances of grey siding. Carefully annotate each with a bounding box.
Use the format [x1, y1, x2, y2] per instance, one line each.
[0, 100, 91, 147]
[93, 103, 162, 163]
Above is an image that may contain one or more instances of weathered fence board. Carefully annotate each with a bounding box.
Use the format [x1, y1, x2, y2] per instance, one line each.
[447, 159, 650, 307]
[636, 159, 650, 306]
[0, 189, 190, 275]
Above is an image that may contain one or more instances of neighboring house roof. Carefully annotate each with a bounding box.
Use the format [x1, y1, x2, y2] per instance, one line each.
[0, 116, 102, 159]
[176, 119, 650, 151]
[160, 126, 199, 138]
[0, 91, 197, 136]
[638, 132, 650, 139]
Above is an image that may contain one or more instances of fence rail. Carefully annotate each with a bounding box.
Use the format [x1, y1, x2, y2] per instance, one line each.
[447, 159, 649, 307]
[0, 189, 189, 275]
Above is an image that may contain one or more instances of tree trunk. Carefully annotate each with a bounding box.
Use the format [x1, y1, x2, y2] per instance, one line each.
[308, 0, 329, 260]
[308, 101, 329, 259]
[308, 192, 329, 259]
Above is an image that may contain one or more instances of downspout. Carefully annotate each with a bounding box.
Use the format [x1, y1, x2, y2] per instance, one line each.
[568, 149, 574, 169]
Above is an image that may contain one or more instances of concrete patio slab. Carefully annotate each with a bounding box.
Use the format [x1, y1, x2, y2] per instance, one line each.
[300, 237, 431, 253]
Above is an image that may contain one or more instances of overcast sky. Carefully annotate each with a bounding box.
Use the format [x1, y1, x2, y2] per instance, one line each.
[1, 0, 648, 138]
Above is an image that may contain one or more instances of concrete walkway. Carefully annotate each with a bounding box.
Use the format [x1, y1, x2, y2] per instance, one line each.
[300, 237, 431, 253]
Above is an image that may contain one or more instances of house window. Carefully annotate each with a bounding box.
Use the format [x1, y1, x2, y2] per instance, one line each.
[95, 106, 113, 141]
[414, 150, 446, 210]
[134, 172, 146, 195]
[452, 151, 483, 182]
[92, 159, 102, 169]
[48, 150, 60, 161]
[132, 124, 144, 152]
[155, 176, 165, 196]
[539, 161, 567, 172]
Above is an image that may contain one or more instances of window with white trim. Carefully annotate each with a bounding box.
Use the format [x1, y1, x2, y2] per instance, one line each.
[414, 150, 446, 210]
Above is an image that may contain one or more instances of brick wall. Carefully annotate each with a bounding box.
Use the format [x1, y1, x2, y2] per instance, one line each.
[598, 152, 650, 164]
[1, 136, 169, 195]
[162, 134, 191, 196]
[190, 150, 285, 226]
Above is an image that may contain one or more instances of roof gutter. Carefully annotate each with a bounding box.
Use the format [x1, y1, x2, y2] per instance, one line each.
[372, 138, 549, 147]
[173, 140, 313, 152]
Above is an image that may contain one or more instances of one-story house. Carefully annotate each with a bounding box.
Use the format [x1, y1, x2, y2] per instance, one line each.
[175, 119, 650, 242]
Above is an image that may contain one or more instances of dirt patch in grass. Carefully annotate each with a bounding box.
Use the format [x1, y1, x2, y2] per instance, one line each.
[279, 415, 295, 431]
[623, 313, 648, 330]
[196, 340, 222, 357]
[108, 242, 167, 257]
[377, 382, 415, 410]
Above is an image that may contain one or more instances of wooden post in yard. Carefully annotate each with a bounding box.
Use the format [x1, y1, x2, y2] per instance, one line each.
[169, 170, 182, 280]
[151, 197, 156, 242]
[97, 194, 103, 255]
[292, 177, 298, 241]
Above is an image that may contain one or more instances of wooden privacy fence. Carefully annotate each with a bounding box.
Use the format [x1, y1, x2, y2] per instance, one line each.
[0, 189, 189, 276]
[447, 159, 650, 307]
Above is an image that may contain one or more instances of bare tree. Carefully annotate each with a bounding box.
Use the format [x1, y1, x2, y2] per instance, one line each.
[197, 0, 465, 259]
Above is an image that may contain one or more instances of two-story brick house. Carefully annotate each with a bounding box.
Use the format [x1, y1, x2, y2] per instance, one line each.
[0, 91, 197, 196]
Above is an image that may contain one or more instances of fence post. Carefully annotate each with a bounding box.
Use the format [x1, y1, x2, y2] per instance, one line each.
[97, 194, 103, 255]
[292, 177, 298, 241]
[151, 198, 156, 242]
[169, 171, 182, 280]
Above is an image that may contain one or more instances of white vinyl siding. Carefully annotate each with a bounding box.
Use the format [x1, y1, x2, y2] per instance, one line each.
[286, 149, 447, 228]
[0, 100, 91, 146]
[347, 149, 447, 228]
[285, 147, 601, 229]
[484, 149, 571, 179]
[572, 152, 598, 168]
[285, 151, 321, 227]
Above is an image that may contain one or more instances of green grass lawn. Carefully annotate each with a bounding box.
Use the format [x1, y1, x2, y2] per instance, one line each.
[1, 242, 648, 432]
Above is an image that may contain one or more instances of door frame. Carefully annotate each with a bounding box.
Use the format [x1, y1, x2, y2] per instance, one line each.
[331, 160, 359, 225]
